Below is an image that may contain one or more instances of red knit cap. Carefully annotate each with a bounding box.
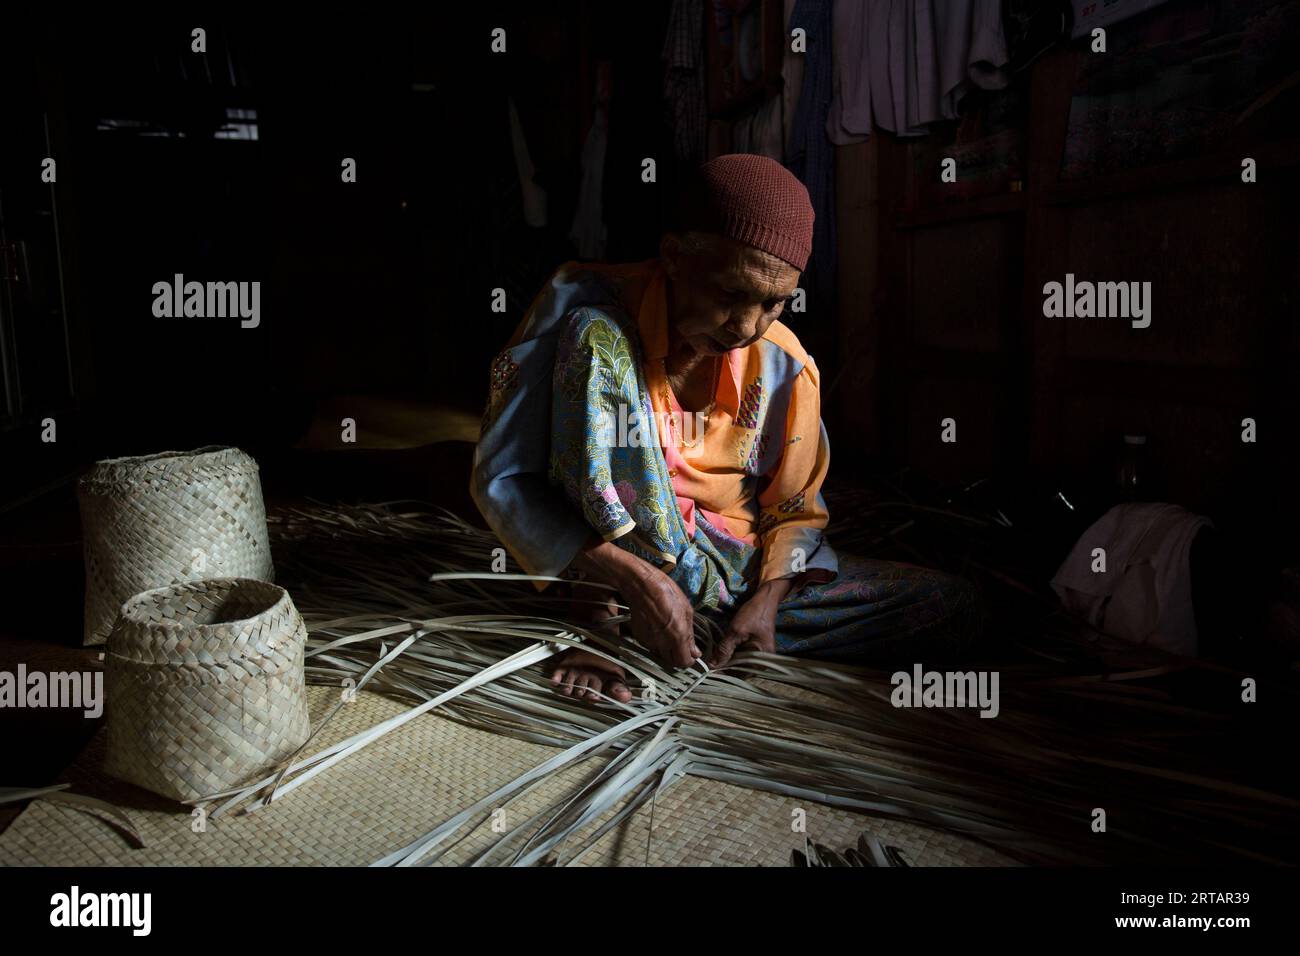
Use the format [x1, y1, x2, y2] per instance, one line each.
[674, 154, 814, 271]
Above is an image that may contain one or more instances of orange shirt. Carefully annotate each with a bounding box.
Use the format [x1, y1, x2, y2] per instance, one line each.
[627, 260, 832, 585]
[476, 257, 835, 589]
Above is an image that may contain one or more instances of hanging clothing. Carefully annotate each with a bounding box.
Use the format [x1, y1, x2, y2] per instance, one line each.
[827, 0, 1011, 144]
[570, 102, 608, 260]
[507, 97, 548, 228]
[733, 94, 784, 160]
[1051, 502, 1212, 657]
[711, 0, 757, 45]
[663, 0, 709, 166]
[781, 0, 806, 151]
[785, 0, 836, 317]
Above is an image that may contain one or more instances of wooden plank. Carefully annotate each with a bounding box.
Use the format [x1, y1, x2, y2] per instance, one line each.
[1023, 47, 1084, 476]
[831, 139, 878, 461]
[1054, 360, 1258, 404]
[1044, 136, 1300, 206]
[894, 192, 1026, 230]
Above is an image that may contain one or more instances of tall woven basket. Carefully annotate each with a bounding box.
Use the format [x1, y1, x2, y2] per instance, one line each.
[104, 578, 312, 803]
[78, 446, 274, 646]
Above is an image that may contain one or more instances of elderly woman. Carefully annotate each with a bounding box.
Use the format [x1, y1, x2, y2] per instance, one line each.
[472, 154, 981, 703]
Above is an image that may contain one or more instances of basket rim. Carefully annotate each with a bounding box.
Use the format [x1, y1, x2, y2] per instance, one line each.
[115, 577, 291, 633]
[78, 445, 258, 489]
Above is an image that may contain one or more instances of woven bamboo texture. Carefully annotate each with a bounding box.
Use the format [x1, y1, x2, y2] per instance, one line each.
[0, 686, 1013, 866]
[78, 446, 274, 645]
[103, 578, 312, 803]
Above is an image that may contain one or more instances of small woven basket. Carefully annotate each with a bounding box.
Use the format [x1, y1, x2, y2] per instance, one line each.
[78, 446, 274, 646]
[104, 578, 312, 803]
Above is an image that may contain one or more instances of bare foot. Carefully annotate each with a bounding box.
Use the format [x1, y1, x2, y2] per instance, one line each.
[550, 583, 632, 704]
[551, 647, 632, 703]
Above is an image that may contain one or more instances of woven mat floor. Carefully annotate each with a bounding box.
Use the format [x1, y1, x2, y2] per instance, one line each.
[0, 685, 1012, 867]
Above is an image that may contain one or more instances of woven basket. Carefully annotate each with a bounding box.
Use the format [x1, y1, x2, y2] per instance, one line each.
[103, 578, 312, 803]
[78, 446, 274, 646]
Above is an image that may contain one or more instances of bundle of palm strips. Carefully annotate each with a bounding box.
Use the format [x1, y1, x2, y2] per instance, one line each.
[191, 500, 1298, 867]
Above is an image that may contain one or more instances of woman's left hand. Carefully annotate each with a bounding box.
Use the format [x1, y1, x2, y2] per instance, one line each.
[707, 579, 793, 667]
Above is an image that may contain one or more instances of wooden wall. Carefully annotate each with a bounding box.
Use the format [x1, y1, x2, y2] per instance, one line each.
[833, 44, 1300, 552]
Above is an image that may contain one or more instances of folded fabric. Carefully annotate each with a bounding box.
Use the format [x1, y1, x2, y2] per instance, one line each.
[1051, 502, 1212, 657]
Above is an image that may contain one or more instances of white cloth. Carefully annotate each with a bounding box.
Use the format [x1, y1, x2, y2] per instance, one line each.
[827, 0, 1011, 144]
[1051, 503, 1212, 657]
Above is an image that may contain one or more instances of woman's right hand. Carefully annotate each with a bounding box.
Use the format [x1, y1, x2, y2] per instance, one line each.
[620, 561, 701, 668]
[573, 538, 700, 668]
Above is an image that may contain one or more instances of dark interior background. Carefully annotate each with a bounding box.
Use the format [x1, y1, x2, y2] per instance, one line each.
[0, 5, 679, 477]
[2, 0, 1299, 596]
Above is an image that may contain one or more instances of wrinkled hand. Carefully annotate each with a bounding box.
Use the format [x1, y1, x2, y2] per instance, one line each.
[573, 538, 700, 669]
[623, 564, 700, 668]
[707, 580, 789, 668]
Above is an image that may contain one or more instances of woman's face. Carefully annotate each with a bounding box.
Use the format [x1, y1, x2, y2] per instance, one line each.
[661, 232, 801, 356]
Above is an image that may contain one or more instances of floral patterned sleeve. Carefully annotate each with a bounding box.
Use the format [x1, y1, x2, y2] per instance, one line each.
[549, 308, 640, 543]
[754, 358, 836, 587]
